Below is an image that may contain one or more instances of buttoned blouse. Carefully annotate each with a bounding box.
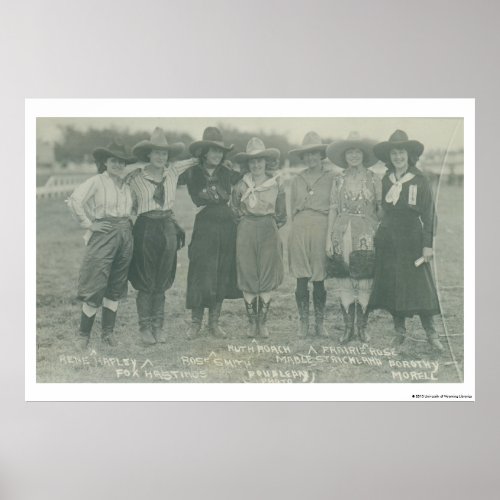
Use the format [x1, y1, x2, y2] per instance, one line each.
[178, 164, 242, 208]
[67, 172, 133, 229]
[290, 169, 335, 218]
[127, 162, 193, 215]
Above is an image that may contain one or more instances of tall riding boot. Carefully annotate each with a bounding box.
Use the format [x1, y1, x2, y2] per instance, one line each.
[209, 301, 227, 338]
[313, 288, 328, 337]
[340, 303, 355, 344]
[186, 308, 204, 340]
[151, 292, 167, 343]
[136, 291, 156, 345]
[420, 314, 444, 353]
[77, 311, 95, 350]
[392, 314, 406, 346]
[258, 297, 271, 338]
[357, 304, 370, 343]
[295, 290, 310, 337]
[101, 307, 118, 346]
[244, 299, 258, 338]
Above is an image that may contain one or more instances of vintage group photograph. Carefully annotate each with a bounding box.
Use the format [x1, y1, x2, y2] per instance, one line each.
[27, 99, 472, 400]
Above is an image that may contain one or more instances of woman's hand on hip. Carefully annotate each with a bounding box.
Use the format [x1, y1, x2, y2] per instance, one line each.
[90, 221, 113, 233]
[326, 238, 334, 257]
[423, 247, 433, 262]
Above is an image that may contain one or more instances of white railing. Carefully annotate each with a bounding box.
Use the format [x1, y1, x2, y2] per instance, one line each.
[37, 174, 91, 199]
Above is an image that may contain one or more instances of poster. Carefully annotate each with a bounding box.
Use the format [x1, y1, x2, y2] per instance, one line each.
[26, 98, 474, 401]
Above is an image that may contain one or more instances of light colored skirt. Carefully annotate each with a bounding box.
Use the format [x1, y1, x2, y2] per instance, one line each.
[332, 277, 373, 311]
[288, 210, 328, 281]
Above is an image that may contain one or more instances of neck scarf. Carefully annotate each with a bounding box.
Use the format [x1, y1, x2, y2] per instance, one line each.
[241, 172, 280, 208]
[385, 171, 415, 205]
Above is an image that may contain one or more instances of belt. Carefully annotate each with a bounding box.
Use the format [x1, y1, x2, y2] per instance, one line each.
[139, 210, 174, 220]
[95, 217, 131, 227]
[242, 214, 274, 221]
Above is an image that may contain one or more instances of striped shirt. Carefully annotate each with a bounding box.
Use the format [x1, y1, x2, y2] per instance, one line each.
[67, 172, 133, 229]
[127, 162, 193, 215]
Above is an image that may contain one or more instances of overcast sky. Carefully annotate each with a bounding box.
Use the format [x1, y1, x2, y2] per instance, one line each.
[37, 117, 463, 151]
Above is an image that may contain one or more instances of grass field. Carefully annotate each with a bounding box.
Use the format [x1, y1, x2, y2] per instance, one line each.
[35, 182, 464, 384]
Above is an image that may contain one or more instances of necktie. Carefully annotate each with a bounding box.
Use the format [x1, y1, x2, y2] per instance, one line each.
[147, 179, 165, 207]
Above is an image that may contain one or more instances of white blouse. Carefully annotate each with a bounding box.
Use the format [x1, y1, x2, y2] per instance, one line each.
[67, 172, 133, 229]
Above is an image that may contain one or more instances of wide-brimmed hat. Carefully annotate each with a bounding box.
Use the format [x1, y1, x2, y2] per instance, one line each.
[288, 131, 327, 158]
[233, 137, 280, 164]
[326, 131, 378, 169]
[92, 140, 135, 164]
[189, 127, 234, 157]
[373, 129, 424, 163]
[132, 127, 185, 162]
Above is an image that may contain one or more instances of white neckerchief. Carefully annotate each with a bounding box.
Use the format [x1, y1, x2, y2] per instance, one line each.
[385, 171, 415, 205]
[241, 172, 280, 208]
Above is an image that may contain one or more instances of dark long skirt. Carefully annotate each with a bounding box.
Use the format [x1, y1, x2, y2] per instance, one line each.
[128, 211, 179, 293]
[369, 211, 441, 316]
[236, 215, 283, 293]
[186, 205, 242, 309]
[78, 217, 133, 307]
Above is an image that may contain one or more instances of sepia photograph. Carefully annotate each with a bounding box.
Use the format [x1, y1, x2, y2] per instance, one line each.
[26, 98, 473, 400]
[6, 1, 498, 498]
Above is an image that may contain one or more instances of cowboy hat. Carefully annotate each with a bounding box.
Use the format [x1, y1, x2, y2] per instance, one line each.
[188, 127, 234, 157]
[132, 127, 185, 162]
[373, 129, 424, 163]
[92, 140, 135, 164]
[288, 131, 327, 157]
[326, 131, 378, 169]
[233, 137, 280, 164]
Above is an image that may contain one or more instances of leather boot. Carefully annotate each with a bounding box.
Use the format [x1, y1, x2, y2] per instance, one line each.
[209, 301, 227, 338]
[340, 303, 355, 344]
[357, 304, 370, 343]
[186, 308, 204, 340]
[258, 298, 271, 338]
[244, 299, 258, 338]
[392, 314, 406, 346]
[295, 290, 310, 337]
[76, 311, 95, 350]
[313, 288, 328, 337]
[420, 314, 444, 354]
[101, 307, 118, 346]
[151, 292, 167, 343]
[136, 291, 156, 345]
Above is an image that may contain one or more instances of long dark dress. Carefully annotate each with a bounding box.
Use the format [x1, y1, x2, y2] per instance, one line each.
[369, 166, 440, 316]
[179, 164, 243, 309]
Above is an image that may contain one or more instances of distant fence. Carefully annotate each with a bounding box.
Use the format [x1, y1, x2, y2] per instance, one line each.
[36, 174, 91, 199]
[36, 160, 463, 201]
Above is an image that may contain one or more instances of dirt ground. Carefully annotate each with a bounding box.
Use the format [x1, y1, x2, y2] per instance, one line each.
[35, 182, 464, 384]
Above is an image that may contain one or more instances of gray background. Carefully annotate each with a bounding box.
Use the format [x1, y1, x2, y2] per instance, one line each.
[1, 0, 497, 498]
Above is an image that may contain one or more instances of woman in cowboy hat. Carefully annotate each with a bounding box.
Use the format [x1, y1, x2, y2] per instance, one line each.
[231, 137, 287, 338]
[288, 132, 336, 337]
[325, 132, 382, 343]
[67, 140, 136, 349]
[127, 127, 198, 346]
[369, 130, 443, 353]
[179, 127, 243, 339]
